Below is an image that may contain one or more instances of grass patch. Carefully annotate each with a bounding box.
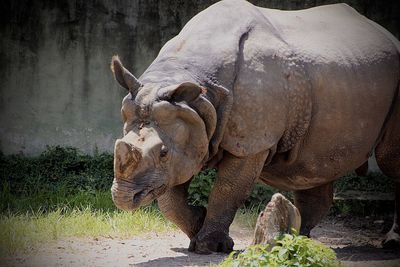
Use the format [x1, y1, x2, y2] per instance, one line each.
[0, 205, 175, 257]
[234, 207, 260, 229]
[1, 188, 117, 214]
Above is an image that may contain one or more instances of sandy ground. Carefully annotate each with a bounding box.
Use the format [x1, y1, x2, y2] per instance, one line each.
[2, 216, 400, 267]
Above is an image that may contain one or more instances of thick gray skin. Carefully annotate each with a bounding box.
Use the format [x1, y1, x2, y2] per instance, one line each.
[111, 0, 400, 253]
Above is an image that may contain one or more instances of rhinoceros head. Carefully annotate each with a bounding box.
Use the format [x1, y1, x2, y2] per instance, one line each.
[110, 56, 210, 211]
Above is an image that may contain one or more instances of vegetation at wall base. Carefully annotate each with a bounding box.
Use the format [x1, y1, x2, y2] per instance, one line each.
[0, 146, 114, 213]
[219, 233, 341, 267]
[1, 146, 394, 213]
[334, 172, 393, 193]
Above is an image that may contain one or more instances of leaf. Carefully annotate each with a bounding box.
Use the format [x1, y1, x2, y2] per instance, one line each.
[279, 248, 288, 257]
[306, 256, 315, 263]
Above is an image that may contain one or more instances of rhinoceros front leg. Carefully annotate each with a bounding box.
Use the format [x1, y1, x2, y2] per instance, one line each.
[157, 180, 206, 239]
[189, 150, 269, 254]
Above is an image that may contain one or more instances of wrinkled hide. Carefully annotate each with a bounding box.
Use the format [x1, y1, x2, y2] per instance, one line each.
[110, 0, 400, 253]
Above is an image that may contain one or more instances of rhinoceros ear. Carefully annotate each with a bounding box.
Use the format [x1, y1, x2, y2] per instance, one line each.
[111, 55, 142, 94]
[158, 82, 206, 103]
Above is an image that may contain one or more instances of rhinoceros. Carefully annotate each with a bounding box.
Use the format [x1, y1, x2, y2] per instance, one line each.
[110, 0, 400, 253]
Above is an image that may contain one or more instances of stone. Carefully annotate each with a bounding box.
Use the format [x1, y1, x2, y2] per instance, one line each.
[252, 193, 301, 246]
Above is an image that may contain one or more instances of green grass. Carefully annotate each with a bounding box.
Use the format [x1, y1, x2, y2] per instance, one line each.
[1, 187, 117, 213]
[234, 207, 260, 229]
[0, 182, 176, 257]
[0, 203, 175, 257]
[0, 193, 258, 258]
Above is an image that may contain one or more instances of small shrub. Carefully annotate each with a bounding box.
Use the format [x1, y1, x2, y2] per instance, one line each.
[245, 183, 280, 209]
[220, 233, 341, 267]
[188, 169, 216, 206]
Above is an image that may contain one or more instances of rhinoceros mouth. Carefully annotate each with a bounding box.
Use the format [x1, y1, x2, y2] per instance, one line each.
[132, 184, 167, 207]
[111, 176, 167, 211]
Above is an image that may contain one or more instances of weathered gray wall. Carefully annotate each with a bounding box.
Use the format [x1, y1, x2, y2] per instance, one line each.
[1, 0, 399, 155]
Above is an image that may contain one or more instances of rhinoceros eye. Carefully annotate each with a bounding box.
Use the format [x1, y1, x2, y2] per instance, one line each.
[160, 145, 168, 159]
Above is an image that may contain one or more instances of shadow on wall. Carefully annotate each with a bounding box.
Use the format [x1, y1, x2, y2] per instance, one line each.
[0, 0, 399, 155]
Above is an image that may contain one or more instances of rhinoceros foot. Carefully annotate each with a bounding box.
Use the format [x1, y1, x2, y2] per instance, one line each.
[188, 230, 234, 254]
[382, 228, 400, 249]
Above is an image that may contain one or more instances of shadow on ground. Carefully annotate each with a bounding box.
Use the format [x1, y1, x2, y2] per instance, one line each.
[136, 215, 400, 267]
[131, 245, 400, 267]
[134, 248, 226, 267]
[335, 245, 400, 261]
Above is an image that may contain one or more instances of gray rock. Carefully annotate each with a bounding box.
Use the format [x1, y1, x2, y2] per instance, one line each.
[252, 193, 301, 246]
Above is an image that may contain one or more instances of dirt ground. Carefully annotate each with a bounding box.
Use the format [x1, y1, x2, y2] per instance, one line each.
[2, 215, 400, 267]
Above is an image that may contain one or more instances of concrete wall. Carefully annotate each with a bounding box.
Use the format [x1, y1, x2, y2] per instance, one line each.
[1, 0, 399, 155]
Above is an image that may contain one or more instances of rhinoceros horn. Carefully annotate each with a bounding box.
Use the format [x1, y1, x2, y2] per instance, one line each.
[111, 55, 143, 95]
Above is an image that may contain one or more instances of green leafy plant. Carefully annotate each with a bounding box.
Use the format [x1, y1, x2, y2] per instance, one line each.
[220, 233, 341, 267]
[188, 169, 216, 206]
[245, 183, 283, 209]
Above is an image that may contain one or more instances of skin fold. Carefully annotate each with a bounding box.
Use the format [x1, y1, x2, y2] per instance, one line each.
[110, 0, 400, 253]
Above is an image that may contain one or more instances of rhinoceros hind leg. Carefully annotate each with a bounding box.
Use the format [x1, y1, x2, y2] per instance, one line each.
[375, 100, 400, 249]
[355, 161, 369, 176]
[381, 182, 400, 249]
[381, 183, 400, 249]
[382, 199, 400, 249]
[294, 182, 333, 236]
